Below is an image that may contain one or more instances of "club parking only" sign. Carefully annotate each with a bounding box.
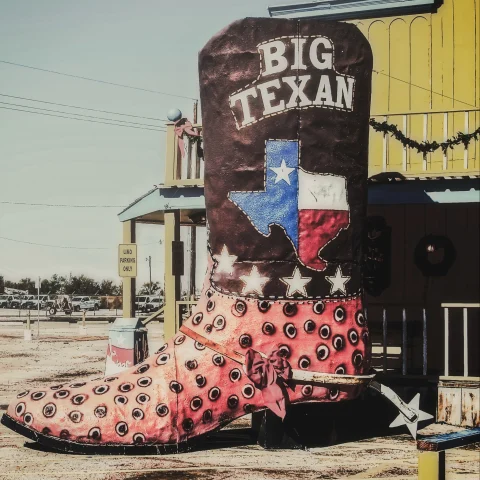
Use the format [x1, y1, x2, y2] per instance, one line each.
[118, 244, 137, 277]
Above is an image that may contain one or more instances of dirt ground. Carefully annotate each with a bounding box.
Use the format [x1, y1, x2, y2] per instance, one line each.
[0, 321, 478, 480]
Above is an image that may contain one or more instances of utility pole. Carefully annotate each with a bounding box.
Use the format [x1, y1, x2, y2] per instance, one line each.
[146, 256, 152, 293]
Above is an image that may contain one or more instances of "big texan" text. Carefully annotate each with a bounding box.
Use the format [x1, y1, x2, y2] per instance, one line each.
[229, 36, 356, 129]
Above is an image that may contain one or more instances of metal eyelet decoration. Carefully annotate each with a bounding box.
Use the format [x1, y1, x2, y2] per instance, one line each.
[118, 382, 134, 393]
[355, 311, 366, 327]
[229, 368, 242, 382]
[17, 390, 29, 398]
[195, 375, 207, 388]
[202, 409, 213, 423]
[132, 408, 144, 420]
[104, 377, 118, 383]
[93, 385, 109, 395]
[239, 334, 252, 348]
[319, 324, 331, 340]
[70, 382, 86, 388]
[190, 396, 203, 411]
[213, 315, 226, 330]
[301, 385, 313, 397]
[156, 343, 168, 354]
[329, 389, 339, 400]
[242, 384, 255, 399]
[212, 353, 225, 367]
[136, 393, 150, 404]
[43, 403, 57, 418]
[169, 381, 183, 394]
[156, 404, 169, 417]
[334, 306, 346, 323]
[362, 331, 369, 343]
[31, 391, 46, 401]
[115, 422, 128, 437]
[298, 356, 311, 370]
[174, 334, 186, 345]
[15, 403, 26, 416]
[192, 313, 203, 326]
[68, 410, 82, 423]
[42, 427, 51, 435]
[208, 387, 221, 401]
[137, 377, 152, 388]
[71, 394, 88, 405]
[135, 364, 150, 374]
[194, 341, 206, 351]
[335, 364, 346, 375]
[206, 289, 214, 298]
[133, 433, 145, 444]
[94, 405, 107, 418]
[50, 385, 63, 390]
[332, 335, 345, 351]
[114, 395, 128, 405]
[348, 329, 359, 345]
[204, 324, 213, 334]
[24, 413, 33, 425]
[313, 301, 325, 315]
[88, 427, 101, 440]
[54, 390, 69, 400]
[278, 344, 291, 359]
[59, 429, 70, 439]
[304, 319, 316, 333]
[283, 302, 297, 317]
[258, 300, 271, 313]
[352, 350, 364, 368]
[156, 353, 170, 366]
[283, 323, 297, 339]
[206, 300, 215, 312]
[244, 404, 255, 414]
[182, 418, 194, 431]
[232, 300, 247, 317]
[262, 322, 276, 335]
[185, 359, 198, 370]
[227, 395, 239, 409]
[316, 344, 329, 361]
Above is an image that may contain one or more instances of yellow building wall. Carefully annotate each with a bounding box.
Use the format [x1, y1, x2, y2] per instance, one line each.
[349, 0, 480, 177]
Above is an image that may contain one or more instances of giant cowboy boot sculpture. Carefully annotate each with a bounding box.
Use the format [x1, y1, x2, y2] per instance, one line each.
[1, 18, 430, 454]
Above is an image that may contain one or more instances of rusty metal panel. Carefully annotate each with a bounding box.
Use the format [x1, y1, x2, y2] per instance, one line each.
[437, 386, 462, 425]
[461, 388, 480, 427]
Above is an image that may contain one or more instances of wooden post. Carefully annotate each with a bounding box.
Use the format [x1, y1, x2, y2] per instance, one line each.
[418, 451, 445, 480]
[165, 123, 179, 186]
[122, 220, 136, 319]
[164, 211, 181, 340]
[189, 225, 197, 298]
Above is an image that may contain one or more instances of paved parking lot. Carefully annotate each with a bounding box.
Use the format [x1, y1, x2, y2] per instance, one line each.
[0, 322, 478, 480]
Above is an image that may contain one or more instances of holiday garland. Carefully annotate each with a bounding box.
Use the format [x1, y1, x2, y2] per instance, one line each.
[369, 118, 480, 155]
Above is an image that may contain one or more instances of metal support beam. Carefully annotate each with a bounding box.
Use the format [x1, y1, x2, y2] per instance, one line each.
[418, 451, 445, 480]
[122, 220, 136, 319]
[164, 210, 181, 340]
[189, 226, 197, 298]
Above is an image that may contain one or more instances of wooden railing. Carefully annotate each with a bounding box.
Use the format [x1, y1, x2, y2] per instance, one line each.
[176, 300, 198, 327]
[369, 108, 479, 177]
[165, 123, 204, 187]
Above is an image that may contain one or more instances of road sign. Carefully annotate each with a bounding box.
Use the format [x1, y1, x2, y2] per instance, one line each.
[118, 244, 137, 277]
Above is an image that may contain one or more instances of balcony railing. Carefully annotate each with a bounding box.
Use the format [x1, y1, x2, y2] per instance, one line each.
[369, 108, 479, 177]
[165, 123, 204, 187]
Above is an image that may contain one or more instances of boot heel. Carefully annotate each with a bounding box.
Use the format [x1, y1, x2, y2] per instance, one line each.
[252, 410, 304, 450]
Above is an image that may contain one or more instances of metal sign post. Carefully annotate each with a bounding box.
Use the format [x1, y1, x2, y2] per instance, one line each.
[36, 276, 40, 338]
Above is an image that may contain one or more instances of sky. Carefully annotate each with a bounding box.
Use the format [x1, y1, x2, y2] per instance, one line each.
[0, 0, 287, 291]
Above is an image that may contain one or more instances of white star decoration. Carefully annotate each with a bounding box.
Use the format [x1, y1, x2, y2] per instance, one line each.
[214, 245, 237, 275]
[281, 267, 311, 297]
[389, 393, 433, 439]
[116, 333, 126, 346]
[270, 159, 295, 185]
[325, 266, 350, 295]
[240, 266, 269, 295]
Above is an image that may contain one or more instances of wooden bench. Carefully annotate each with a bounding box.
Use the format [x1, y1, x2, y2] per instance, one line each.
[417, 428, 480, 480]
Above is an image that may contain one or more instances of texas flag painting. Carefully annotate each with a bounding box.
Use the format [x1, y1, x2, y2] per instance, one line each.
[229, 140, 350, 271]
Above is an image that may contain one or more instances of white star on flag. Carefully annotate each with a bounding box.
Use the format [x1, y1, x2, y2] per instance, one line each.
[270, 159, 295, 185]
[240, 266, 269, 296]
[325, 266, 350, 295]
[116, 333, 126, 346]
[213, 245, 237, 275]
[281, 267, 311, 296]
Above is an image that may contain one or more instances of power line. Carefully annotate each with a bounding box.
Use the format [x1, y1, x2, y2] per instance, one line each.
[373, 70, 478, 108]
[0, 106, 166, 132]
[0, 93, 168, 122]
[0, 59, 198, 101]
[0, 101, 167, 129]
[0, 201, 126, 208]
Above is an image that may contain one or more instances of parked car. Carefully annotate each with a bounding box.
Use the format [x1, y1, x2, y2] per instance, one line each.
[26, 295, 55, 310]
[71, 296, 100, 312]
[136, 296, 151, 312]
[0, 295, 14, 308]
[20, 295, 36, 309]
[10, 296, 24, 309]
[144, 297, 163, 313]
